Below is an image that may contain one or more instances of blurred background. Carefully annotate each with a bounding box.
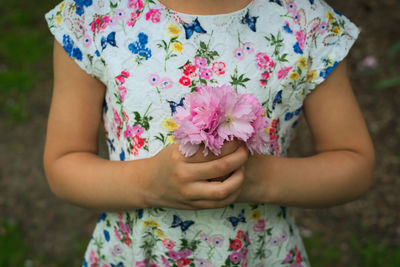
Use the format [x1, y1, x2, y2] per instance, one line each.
[0, 0, 399, 266]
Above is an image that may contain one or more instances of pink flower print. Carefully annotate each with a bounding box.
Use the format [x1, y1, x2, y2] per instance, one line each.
[295, 31, 306, 51]
[110, 244, 124, 257]
[199, 233, 210, 242]
[136, 259, 147, 267]
[277, 66, 293, 79]
[293, 11, 302, 25]
[194, 57, 207, 69]
[229, 252, 241, 264]
[115, 75, 126, 84]
[239, 248, 248, 259]
[124, 125, 134, 138]
[236, 230, 245, 239]
[125, 232, 132, 246]
[269, 236, 281, 246]
[100, 16, 110, 31]
[319, 22, 328, 34]
[245, 233, 250, 245]
[255, 52, 273, 70]
[200, 68, 213, 80]
[280, 232, 288, 242]
[132, 124, 144, 136]
[116, 9, 126, 20]
[95, 17, 102, 28]
[114, 228, 121, 240]
[119, 220, 131, 233]
[121, 71, 130, 78]
[160, 77, 173, 89]
[210, 235, 224, 247]
[183, 64, 197, 78]
[129, 0, 144, 10]
[178, 249, 192, 258]
[211, 61, 226, 75]
[161, 256, 171, 267]
[82, 34, 92, 47]
[162, 238, 175, 250]
[259, 72, 270, 87]
[89, 250, 99, 263]
[168, 250, 179, 260]
[132, 135, 145, 152]
[113, 109, 122, 126]
[127, 12, 140, 26]
[149, 73, 161, 86]
[284, 252, 294, 263]
[146, 9, 161, 23]
[241, 258, 248, 267]
[243, 42, 254, 53]
[195, 259, 214, 267]
[123, 110, 129, 122]
[234, 47, 245, 60]
[253, 219, 266, 232]
[286, 1, 297, 16]
[109, 15, 119, 26]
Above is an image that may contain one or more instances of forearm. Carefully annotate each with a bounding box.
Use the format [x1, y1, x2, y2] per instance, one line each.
[241, 150, 374, 208]
[44, 152, 155, 211]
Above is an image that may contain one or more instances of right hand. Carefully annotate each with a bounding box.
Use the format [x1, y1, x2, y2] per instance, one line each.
[145, 140, 249, 210]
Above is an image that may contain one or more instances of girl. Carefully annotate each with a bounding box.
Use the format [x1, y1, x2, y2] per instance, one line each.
[44, 0, 375, 266]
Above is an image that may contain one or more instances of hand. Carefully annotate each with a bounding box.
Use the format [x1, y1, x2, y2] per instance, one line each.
[146, 140, 249, 210]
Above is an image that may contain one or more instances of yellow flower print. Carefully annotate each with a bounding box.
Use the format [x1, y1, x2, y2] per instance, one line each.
[326, 11, 335, 23]
[172, 41, 183, 53]
[166, 24, 180, 38]
[332, 26, 341, 35]
[162, 118, 179, 131]
[55, 14, 62, 25]
[289, 71, 300, 81]
[167, 135, 175, 144]
[58, 1, 66, 11]
[250, 209, 261, 221]
[154, 228, 166, 239]
[297, 56, 308, 70]
[306, 70, 317, 82]
[264, 127, 269, 134]
[142, 219, 159, 228]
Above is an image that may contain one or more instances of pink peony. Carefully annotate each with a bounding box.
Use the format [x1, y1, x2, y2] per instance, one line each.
[172, 85, 270, 157]
[145, 9, 161, 23]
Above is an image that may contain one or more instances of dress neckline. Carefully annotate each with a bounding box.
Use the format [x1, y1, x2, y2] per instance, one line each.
[154, 0, 256, 19]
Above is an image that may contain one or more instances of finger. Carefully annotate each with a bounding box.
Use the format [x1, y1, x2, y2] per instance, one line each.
[185, 167, 244, 201]
[185, 145, 249, 181]
[184, 140, 243, 164]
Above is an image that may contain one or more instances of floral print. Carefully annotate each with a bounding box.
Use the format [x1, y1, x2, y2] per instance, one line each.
[45, 0, 359, 266]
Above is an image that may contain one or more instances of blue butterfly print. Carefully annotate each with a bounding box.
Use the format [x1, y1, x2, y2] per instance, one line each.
[98, 212, 107, 222]
[320, 61, 339, 79]
[128, 32, 152, 60]
[62, 35, 82, 61]
[293, 42, 303, 54]
[111, 263, 124, 267]
[102, 99, 108, 113]
[241, 10, 258, 32]
[283, 22, 293, 34]
[280, 206, 287, 219]
[137, 209, 143, 219]
[269, 0, 282, 6]
[101, 31, 117, 51]
[309, 0, 315, 4]
[171, 215, 195, 232]
[167, 97, 185, 116]
[183, 18, 207, 39]
[227, 209, 246, 228]
[103, 229, 110, 241]
[119, 148, 125, 161]
[272, 90, 282, 110]
[73, 0, 93, 16]
[106, 138, 115, 152]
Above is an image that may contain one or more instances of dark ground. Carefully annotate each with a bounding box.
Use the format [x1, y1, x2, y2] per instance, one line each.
[0, 0, 399, 266]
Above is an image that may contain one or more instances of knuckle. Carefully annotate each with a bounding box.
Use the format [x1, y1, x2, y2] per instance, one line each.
[215, 160, 229, 174]
[214, 187, 229, 200]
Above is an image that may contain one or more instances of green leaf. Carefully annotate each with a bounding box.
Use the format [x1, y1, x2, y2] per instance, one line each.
[374, 76, 400, 89]
[200, 41, 207, 50]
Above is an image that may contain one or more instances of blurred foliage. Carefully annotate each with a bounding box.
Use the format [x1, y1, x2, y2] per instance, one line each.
[0, 220, 28, 266]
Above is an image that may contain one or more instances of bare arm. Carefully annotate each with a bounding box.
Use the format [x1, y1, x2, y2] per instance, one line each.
[238, 60, 375, 208]
[43, 40, 248, 211]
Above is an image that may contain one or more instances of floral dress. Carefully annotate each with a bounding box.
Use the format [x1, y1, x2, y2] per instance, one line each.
[45, 0, 359, 266]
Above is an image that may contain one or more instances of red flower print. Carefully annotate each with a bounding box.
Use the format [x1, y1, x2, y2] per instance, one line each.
[269, 128, 276, 140]
[132, 135, 145, 149]
[259, 71, 270, 87]
[183, 64, 197, 78]
[212, 61, 226, 75]
[162, 238, 175, 250]
[124, 233, 131, 246]
[177, 258, 191, 267]
[179, 76, 191, 86]
[236, 230, 245, 240]
[230, 238, 242, 251]
[128, 0, 143, 10]
[295, 251, 303, 263]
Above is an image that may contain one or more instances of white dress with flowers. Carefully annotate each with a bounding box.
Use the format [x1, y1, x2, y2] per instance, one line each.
[45, 0, 359, 266]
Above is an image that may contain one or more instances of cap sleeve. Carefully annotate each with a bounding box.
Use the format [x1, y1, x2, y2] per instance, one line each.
[302, 0, 360, 96]
[45, 0, 104, 81]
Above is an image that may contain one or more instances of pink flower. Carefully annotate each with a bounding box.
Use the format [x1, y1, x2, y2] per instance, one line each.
[229, 252, 241, 264]
[212, 61, 226, 75]
[162, 238, 175, 250]
[200, 68, 213, 80]
[121, 71, 130, 77]
[115, 9, 126, 20]
[239, 248, 248, 259]
[89, 250, 99, 263]
[109, 15, 119, 26]
[259, 72, 270, 87]
[113, 109, 122, 126]
[119, 86, 127, 102]
[286, 1, 297, 16]
[83, 34, 92, 47]
[295, 31, 306, 51]
[284, 252, 293, 263]
[161, 256, 171, 267]
[115, 75, 126, 84]
[178, 249, 192, 258]
[210, 235, 224, 247]
[146, 9, 161, 23]
[149, 73, 161, 86]
[269, 236, 281, 246]
[319, 22, 328, 34]
[200, 233, 210, 242]
[114, 228, 121, 240]
[194, 57, 207, 69]
[168, 250, 179, 260]
[280, 232, 288, 242]
[253, 219, 266, 232]
[277, 66, 293, 79]
[160, 77, 173, 89]
[127, 12, 140, 26]
[243, 42, 254, 53]
[110, 244, 123, 257]
[119, 220, 131, 233]
[234, 47, 245, 60]
[129, 0, 143, 10]
[256, 52, 274, 70]
[136, 259, 147, 267]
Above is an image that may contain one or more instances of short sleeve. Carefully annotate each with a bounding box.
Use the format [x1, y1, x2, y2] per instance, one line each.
[302, 0, 360, 96]
[44, 0, 104, 81]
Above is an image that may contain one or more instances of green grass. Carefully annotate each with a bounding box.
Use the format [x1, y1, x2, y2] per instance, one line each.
[0, 220, 28, 266]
